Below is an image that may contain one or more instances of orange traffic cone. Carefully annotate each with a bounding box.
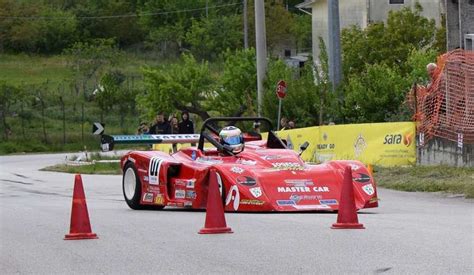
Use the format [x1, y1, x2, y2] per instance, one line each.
[332, 166, 365, 229]
[199, 169, 233, 234]
[64, 174, 98, 240]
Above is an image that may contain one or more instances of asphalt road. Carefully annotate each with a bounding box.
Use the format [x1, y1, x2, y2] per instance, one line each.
[1, 153, 472, 274]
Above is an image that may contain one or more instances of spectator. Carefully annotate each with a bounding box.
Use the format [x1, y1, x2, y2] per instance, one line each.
[178, 111, 194, 134]
[149, 112, 170, 134]
[288, 120, 295, 129]
[170, 116, 179, 134]
[280, 117, 288, 130]
[426, 63, 437, 88]
[137, 122, 149, 135]
[252, 121, 261, 134]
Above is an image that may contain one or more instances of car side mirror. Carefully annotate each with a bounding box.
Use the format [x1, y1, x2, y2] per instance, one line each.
[298, 141, 309, 156]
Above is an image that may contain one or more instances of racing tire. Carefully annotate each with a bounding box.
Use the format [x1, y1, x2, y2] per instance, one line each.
[123, 162, 165, 210]
[122, 162, 143, 210]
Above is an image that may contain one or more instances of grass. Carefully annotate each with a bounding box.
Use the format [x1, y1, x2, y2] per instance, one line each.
[41, 152, 122, 174]
[42, 162, 121, 175]
[374, 165, 474, 198]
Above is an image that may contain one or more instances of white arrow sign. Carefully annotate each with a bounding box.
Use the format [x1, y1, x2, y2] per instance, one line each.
[93, 122, 104, 135]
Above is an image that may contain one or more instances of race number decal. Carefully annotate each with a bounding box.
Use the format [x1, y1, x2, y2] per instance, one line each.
[225, 185, 240, 211]
[148, 157, 162, 185]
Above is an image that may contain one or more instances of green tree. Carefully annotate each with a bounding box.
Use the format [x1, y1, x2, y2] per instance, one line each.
[96, 70, 125, 122]
[71, 0, 144, 47]
[342, 63, 409, 123]
[0, 0, 77, 53]
[262, 59, 320, 127]
[247, 0, 295, 53]
[211, 49, 257, 117]
[291, 14, 312, 53]
[185, 15, 242, 60]
[341, 4, 436, 77]
[139, 54, 215, 121]
[405, 48, 438, 85]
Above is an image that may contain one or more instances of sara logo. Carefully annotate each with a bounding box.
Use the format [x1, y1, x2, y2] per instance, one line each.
[383, 133, 413, 147]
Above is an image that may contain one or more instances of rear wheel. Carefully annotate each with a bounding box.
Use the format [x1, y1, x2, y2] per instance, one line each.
[123, 162, 142, 209]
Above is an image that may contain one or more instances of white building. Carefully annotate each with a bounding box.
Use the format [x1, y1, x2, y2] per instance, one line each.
[296, 0, 445, 59]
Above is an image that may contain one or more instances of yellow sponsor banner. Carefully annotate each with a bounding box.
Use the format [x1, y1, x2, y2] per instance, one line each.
[278, 122, 416, 167]
[276, 126, 319, 160]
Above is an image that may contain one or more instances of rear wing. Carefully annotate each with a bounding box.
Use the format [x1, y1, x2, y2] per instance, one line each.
[100, 134, 200, 152]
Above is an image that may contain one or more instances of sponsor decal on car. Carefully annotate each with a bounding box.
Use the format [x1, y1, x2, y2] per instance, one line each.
[290, 194, 321, 203]
[353, 173, 371, 183]
[277, 200, 296, 206]
[155, 194, 164, 205]
[238, 159, 257, 166]
[185, 190, 196, 199]
[167, 202, 184, 207]
[249, 187, 262, 198]
[184, 201, 193, 207]
[186, 179, 196, 189]
[349, 164, 361, 171]
[240, 199, 265, 206]
[196, 157, 223, 164]
[362, 184, 375, 196]
[272, 162, 305, 171]
[175, 189, 185, 199]
[369, 197, 379, 203]
[284, 179, 314, 186]
[148, 157, 163, 185]
[143, 193, 154, 203]
[143, 176, 149, 182]
[147, 185, 161, 193]
[230, 166, 244, 174]
[319, 199, 338, 205]
[261, 155, 282, 160]
[277, 186, 329, 193]
[175, 179, 187, 186]
[236, 176, 257, 186]
[293, 204, 330, 210]
[225, 185, 240, 211]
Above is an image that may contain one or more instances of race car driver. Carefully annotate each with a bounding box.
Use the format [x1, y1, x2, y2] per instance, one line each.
[219, 126, 244, 154]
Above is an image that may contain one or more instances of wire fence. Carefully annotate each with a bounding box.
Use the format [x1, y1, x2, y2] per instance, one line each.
[407, 49, 474, 145]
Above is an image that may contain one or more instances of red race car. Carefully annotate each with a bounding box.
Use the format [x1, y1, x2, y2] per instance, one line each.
[101, 117, 378, 212]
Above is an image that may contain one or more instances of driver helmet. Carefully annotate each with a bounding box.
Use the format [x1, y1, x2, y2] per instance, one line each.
[219, 126, 244, 153]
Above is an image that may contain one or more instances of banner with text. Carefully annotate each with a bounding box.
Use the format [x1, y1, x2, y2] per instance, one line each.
[277, 122, 416, 166]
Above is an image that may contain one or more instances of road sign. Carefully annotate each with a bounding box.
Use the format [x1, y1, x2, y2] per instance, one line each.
[92, 123, 104, 135]
[276, 80, 287, 99]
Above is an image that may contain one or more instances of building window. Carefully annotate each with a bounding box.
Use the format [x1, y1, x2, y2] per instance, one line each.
[389, 0, 404, 4]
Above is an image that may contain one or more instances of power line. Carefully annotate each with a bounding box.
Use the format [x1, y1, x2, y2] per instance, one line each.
[0, 2, 242, 20]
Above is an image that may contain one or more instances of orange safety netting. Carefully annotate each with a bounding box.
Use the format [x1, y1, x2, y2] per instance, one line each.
[407, 49, 474, 145]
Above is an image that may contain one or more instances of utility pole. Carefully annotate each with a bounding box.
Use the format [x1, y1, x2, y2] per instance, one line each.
[243, 0, 248, 49]
[255, 0, 267, 116]
[328, 0, 342, 91]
